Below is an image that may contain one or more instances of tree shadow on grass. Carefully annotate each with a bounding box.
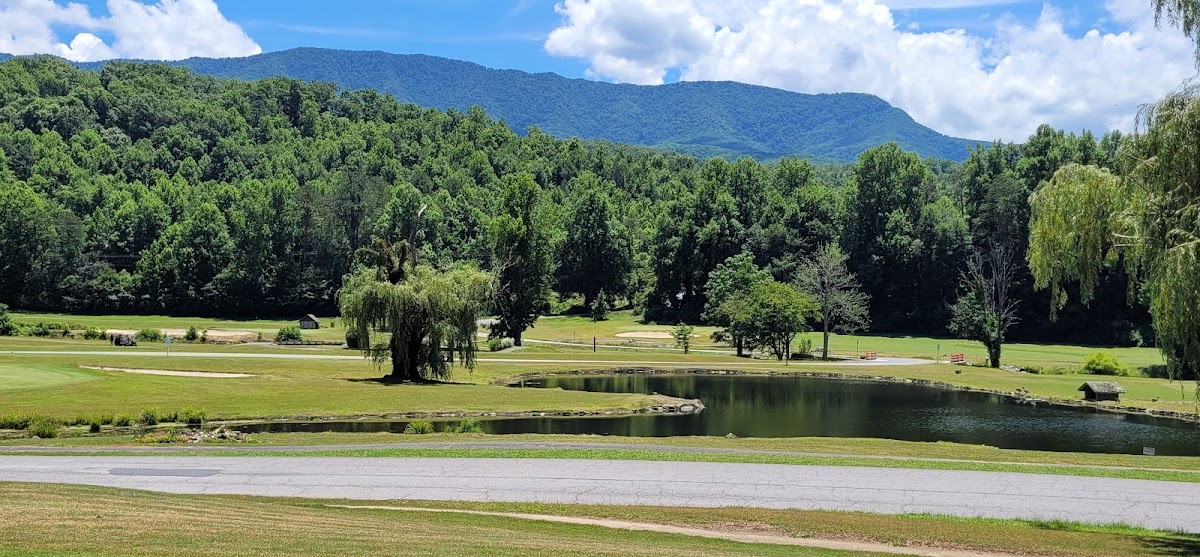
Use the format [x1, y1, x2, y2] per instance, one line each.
[342, 377, 474, 386]
[1138, 535, 1200, 556]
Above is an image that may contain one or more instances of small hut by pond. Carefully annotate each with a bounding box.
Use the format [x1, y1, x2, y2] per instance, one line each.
[1079, 381, 1125, 402]
[299, 314, 321, 330]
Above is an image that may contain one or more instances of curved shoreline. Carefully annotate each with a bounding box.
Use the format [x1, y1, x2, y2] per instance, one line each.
[501, 366, 1200, 425]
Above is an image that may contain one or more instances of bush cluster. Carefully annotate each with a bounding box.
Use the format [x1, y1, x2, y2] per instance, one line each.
[446, 419, 484, 433]
[403, 420, 435, 434]
[180, 408, 207, 425]
[345, 328, 364, 349]
[1081, 352, 1139, 377]
[275, 325, 304, 343]
[134, 328, 163, 342]
[82, 326, 108, 340]
[487, 338, 513, 352]
[27, 416, 61, 438]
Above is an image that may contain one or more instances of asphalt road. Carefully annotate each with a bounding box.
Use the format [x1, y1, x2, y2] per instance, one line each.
[2, 456, 1197, 532]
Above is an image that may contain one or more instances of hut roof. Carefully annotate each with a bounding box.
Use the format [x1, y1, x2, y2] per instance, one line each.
[1078, 381, 1126, 394]
[301, 314, 320, 323]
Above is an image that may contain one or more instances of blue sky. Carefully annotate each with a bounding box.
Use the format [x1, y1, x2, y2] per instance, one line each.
[2, 0, 1195, 140]
[48, 0, 1110, 78]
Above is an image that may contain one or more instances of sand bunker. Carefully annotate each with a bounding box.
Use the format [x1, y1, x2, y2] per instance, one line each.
[106, 328, 259, 343]
[81, 366, 256, 378]
[616, 331, 689, 339]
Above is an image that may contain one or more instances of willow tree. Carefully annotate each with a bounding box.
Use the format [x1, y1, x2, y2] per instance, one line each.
[340, 239, 494, 382]
[1028, 87, 1200, 381]
[1154, 0, 1200, 64]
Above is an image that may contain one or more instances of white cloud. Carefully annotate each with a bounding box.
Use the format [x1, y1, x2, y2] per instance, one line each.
[0, 0, 260, 62]
[545, 0, 1197, 141]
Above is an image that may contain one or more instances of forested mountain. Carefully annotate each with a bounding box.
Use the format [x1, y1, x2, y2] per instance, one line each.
[113, 48, 977, 162]
[0, 56, 1148, 345]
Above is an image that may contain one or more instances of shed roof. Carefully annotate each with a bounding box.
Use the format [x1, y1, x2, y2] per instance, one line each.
[1078, 381, 1126, 394]
[301, 314, 320, 323]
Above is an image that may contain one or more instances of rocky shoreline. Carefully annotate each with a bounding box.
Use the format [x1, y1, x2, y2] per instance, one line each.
[502, 367, 1200, 425]
[206, 395, 705, 429]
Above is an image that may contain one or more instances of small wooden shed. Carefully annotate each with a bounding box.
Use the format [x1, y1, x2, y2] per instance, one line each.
[299, 314, 321, 330]
[1079, 381, 1125, 402]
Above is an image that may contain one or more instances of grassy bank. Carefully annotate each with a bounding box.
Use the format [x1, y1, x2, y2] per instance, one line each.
[0, 482, 1194, 557]
[11, 432, 1197, 471]
[7, 434, 1200, 483]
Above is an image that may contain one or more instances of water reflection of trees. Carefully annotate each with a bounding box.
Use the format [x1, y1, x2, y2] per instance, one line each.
[533, 375, 1200, 455]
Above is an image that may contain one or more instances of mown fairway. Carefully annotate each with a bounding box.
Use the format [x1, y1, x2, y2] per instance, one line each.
[1, 482, 1197, 557]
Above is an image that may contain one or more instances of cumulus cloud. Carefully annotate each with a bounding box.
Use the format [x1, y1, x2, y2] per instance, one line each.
[0, 0, 261, 62]
[545, 0, 1197, 141]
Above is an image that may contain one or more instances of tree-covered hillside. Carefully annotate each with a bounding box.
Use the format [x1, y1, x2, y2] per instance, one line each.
[162, 48, 976, 162]
[0, 56, 1148, 346]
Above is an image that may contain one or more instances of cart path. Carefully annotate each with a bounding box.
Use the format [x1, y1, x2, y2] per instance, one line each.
[329, 505, 1014, 557]
[1, 455, 1196, 533]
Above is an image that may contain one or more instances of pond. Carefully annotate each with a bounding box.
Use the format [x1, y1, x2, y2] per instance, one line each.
[235, 373, 1200, 456]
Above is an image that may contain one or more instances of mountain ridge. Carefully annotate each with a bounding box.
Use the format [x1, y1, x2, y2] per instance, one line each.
[0, 48, 980, 162]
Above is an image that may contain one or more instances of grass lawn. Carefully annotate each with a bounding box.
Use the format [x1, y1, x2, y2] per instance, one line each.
[10, 311, 349, 343]
[12, 432, 1199, 471]
[0, 354, 676, 423]
[0, 342, 1195, 422]
[12, 310, 1169, 369]
[1, 482, 1195, 557]
[8, 433, 1200, 483]
[529, 312, 1168, 369]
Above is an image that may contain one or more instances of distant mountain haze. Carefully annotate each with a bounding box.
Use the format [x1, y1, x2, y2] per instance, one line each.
[0, 47, 979, 162]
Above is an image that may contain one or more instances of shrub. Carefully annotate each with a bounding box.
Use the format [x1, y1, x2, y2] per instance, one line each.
[0, 414, 32, 430]
[673, 324, 695, 354]
[791, 338, 814, 360]
[98, 414, 115, 425]
[447, 419, 484, 434]
[1026, 365, 1079, 375]
[113, 415, 134, 427]
[1082, 352, 1136, 377]
[82, 326, 107, 340]
[88, 419, 102, 433]
[27, 416, 61, 438]
[275, 325, 303, 343]
[27, 323, 51, 337]
[345, 328, 363, 349]
[135, 430, 181, 444]
[160, 411, 179, 423]
[138, 408, 161, 426]
[403, 419, 435, 434]
[488, 338, 513, 352]
[0, 303, 13, 336]
[180, 408, 207, 425]
[184, 325, 199, 342]
[590, 290, 611, 322]
[135, 328, 162, 342]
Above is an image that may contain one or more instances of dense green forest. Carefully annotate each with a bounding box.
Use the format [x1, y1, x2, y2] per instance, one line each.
[0, 48, 976, 162]
[0, 56, 1149, 346]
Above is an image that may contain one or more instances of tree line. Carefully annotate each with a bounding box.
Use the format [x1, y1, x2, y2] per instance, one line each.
[0, 56, 1153, 352]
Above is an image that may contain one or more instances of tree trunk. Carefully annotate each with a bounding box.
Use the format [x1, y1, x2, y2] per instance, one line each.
[514, 329, 523, 347]
[987, 341, 1002, 368]
[735, 336, 744, 357]
[822, 318, 831, 360]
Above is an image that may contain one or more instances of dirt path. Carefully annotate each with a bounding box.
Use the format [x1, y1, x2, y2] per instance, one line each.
[329, 505, 1018, 557]
[80, 366, 256, 378]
